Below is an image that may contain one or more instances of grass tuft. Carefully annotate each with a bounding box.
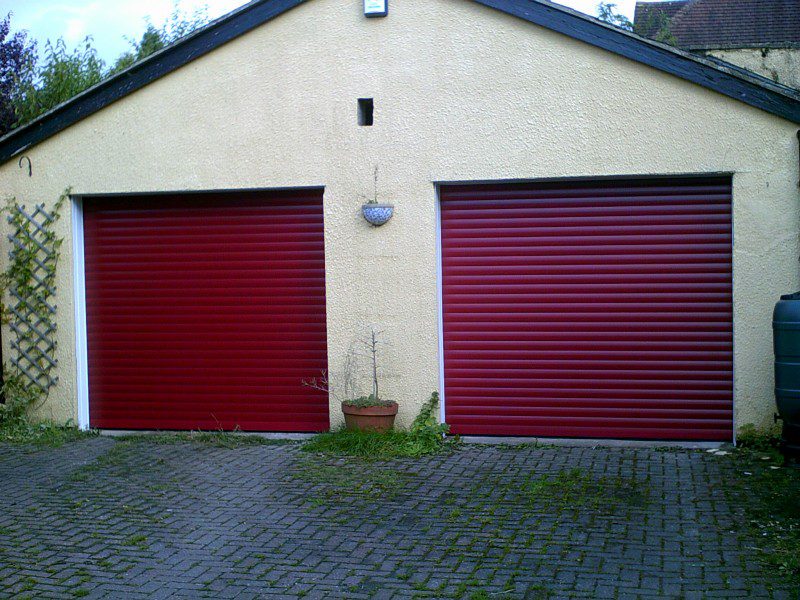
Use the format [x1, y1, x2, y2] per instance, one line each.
[342, 395, 396, 408]
[122, 534, 148, 548]
[726, 443, 800, 583]
[293, 458, 410, 504]
[116, 431, 297, 449]
[302, 428, 454, 459]
[303, 391, 455, 458]
[0, 419, 97, 447]
[737, 423, 782, 452]
[525, 467, 649, 512]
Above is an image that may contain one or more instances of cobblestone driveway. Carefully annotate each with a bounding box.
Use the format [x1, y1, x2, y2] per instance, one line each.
[0, 437, 797, 599]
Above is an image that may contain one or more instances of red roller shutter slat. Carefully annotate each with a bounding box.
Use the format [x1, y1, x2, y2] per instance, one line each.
[440, 178, 733, 441]
[84, 190, 329, 432]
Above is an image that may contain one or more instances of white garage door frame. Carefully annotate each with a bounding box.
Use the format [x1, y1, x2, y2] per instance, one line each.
[72, 196, 90, 431]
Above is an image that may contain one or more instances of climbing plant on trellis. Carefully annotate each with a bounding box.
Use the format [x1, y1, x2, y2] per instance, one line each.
[5, 192, 66, 397]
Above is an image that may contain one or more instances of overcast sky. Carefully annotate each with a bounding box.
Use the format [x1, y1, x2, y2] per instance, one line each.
[1, 0, 641, 63]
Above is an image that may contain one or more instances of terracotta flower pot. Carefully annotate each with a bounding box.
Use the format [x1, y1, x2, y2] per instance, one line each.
[342, 401, 399, 432]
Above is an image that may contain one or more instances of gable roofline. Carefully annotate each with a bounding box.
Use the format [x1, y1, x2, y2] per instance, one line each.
[2, 0, 800, 166]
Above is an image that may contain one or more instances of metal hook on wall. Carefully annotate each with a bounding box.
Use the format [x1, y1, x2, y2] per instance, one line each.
[18, 155, 32, 177]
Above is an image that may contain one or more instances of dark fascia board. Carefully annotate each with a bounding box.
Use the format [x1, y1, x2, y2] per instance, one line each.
[687, 42, 800, 51]
[2, 0, 800, 166]
[701, 53, 800, 93]
[0, 0, 308, 165]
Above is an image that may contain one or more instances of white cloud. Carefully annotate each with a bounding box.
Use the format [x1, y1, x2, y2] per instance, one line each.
[64, 17, 87, 44]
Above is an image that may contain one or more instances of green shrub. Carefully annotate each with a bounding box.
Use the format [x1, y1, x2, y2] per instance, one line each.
[0, 419, 95, 447]
[303, 392, 454, 458]
[0, 370, 41, 425]
[737, 423, 782, 451]
[0, 369, 92, 448]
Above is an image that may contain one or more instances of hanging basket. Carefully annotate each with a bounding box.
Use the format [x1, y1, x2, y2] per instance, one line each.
[362, 203, 394, 226]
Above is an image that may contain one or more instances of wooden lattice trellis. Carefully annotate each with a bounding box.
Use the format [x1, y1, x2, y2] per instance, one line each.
[7, 203, 59, 392]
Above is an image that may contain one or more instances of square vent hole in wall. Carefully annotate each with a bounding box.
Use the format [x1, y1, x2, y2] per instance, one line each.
[358, 98, 374, 126]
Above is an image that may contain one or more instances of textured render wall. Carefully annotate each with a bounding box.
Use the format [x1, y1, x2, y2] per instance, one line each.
[705, 48, 800, 90]
[0, 0, 798, 432]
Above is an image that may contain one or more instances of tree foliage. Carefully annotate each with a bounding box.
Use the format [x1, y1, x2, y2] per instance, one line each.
[0, 13, 36, 136]
[10, 2, 209, 129]
[633, 9, 677, 45]
[597, 1, 677, 45]
[109, 4, 209, 75]
[596, 2, 633, 30]
[108, 25, 167, 75]
[12, 38, 105, 127]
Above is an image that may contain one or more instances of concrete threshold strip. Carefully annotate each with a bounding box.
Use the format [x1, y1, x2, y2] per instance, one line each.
[100, 430, 725, 449]
[99, 430, 316, 441]
[460, 436, 725, 449]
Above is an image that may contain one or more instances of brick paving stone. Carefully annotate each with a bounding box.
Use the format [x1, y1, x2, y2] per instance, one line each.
[0, 439, 798, 598]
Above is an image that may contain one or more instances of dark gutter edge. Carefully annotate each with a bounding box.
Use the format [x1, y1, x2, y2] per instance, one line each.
[473, 0, 800, 121]
[2, 0, 800, 166]
[690, 43, 800, 51]
[701, 54, 800, 94]
[0, 0, 308, 165]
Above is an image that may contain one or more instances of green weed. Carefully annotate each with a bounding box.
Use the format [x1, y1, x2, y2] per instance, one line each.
[737, 424, 782, 452]
[122, 534, 148, 548]
[525, 468, 649, 512]
[302, 428, 455, 458]
[293, 459, 410, 504]
[117, 431, 296, 449]
[726, 447, 800, 583]
[303, 392, 455, 458]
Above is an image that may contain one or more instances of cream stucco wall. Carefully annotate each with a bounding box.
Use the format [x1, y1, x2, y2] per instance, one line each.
[705, 48, 800, 91]
[1, 0, 798, 433]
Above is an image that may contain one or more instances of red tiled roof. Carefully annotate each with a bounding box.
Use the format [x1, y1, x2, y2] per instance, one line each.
[634, 0, 800, 49]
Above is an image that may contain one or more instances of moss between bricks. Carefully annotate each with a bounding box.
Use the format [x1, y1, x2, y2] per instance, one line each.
[722, 442, 800, 586]
[115, 431, 298, 448]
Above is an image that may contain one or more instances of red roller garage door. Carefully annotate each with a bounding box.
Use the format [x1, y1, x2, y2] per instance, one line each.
[440, 177, 733, 441]
[84, 189, 329, 432]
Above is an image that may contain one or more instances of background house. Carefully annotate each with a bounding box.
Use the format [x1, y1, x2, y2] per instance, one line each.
[634, 0, 800, 89]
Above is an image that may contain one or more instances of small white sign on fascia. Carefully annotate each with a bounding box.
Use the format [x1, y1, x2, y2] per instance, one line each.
[364, 0, 388, 18]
